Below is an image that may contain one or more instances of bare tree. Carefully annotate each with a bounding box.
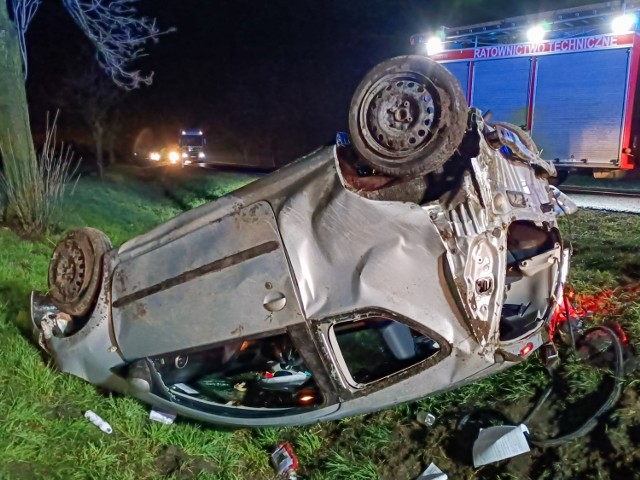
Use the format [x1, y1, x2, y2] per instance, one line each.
[62, 0, 172, 89]
[10, 0, 41, 80]
[0, 0, 171, 227]
[60, 62, 124, 178]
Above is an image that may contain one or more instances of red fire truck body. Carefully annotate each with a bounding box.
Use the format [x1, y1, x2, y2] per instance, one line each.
[412, 3, 640, 176]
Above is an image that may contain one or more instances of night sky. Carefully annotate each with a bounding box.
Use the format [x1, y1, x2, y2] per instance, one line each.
[25, 0, 591, 167]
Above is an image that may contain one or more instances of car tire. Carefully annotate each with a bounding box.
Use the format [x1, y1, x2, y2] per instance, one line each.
[48, 227, 112, 316]
[491, 121, 539, 154]
[349, 55, 468, 177]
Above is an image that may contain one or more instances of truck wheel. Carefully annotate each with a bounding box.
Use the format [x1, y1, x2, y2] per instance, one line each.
[349, 55, 468, 177]
[491, 122, 539, 154]
[48, 228, 112, 316]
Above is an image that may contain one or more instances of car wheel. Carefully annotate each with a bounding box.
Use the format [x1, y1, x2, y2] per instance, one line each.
[349, 55, 468, 177]
[491, 121, 539, 154]
[48, 228, 112, 316]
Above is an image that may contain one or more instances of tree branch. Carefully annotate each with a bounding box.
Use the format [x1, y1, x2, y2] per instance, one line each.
[10, 0, 43, 79]
[62, 0, 174, 89]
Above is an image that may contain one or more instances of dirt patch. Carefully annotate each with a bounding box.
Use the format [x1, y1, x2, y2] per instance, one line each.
[155, 445, 219, 479]
[44, 403, 81, 420]
[4, 461, 36, 479]
[378, 423, 428, 480]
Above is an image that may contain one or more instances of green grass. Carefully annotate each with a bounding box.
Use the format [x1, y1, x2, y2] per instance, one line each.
[1, 169, 640, 479]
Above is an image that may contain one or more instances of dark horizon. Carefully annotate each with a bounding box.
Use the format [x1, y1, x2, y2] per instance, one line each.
[25, 0, 593, 167]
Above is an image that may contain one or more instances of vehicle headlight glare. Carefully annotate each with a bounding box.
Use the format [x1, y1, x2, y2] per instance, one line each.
[198, 152, 205, 158]
[425, 36, 444, 56]
[169, 151, 179, 162]
[149, 152, 161, 161]
[527, 25, 546, 43]
[612, 13, 637, 34]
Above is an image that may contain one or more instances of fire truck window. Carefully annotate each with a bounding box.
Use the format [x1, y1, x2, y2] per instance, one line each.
[153, 332, 322, 409]
[332, 318, 440, 385]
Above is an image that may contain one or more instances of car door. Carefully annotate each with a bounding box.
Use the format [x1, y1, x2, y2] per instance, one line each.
[110, 201, 305, 359]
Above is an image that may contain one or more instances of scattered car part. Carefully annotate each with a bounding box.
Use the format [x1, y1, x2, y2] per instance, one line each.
[417, 462, 447, 480]
[416, 410, 437, 427]
[349, 55, 468, 177]
[458, 295, 633, 463]
[31, 56, 574, 427]
[84, 410, 112, 434]
[149, 409, 177, 425]
[529, 323, 628, 448]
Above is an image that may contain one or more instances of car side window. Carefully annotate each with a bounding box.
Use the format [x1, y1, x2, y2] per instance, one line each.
[152, 331, 322, 409]
[330, 317, 441, 386]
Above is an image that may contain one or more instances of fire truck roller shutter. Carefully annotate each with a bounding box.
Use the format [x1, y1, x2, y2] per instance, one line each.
[532, 49, 629, 168]
[443, 62, 470, 104]
[472, 57, 532, 127]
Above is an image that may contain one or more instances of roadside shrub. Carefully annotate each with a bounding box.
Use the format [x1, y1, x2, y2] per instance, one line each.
[0, 112, 78, 234]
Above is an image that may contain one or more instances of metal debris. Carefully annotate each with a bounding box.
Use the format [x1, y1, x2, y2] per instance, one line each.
[149, 409, 177, 425]
[416, 410, 437, 427]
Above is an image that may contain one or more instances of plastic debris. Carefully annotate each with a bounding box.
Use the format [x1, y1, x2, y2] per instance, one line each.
[271, 443, 299, 479]
[84, 410, 113, 434]
[416, 410, 437, 427]
[417, 462, 448, 480]
[335, 131, 350, 147]
[472, 424, 530, 467]
[149, 409, 177, 425]
[173, 383, 199, 394]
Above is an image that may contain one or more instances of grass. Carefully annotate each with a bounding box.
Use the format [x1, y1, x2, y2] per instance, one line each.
[1, 168, 640, 479]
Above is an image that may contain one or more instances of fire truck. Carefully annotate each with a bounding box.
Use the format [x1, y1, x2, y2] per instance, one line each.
[411, 1, 640, 179]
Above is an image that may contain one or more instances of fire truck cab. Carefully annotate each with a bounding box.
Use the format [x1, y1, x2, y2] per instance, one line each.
[411, 1, 640, 178]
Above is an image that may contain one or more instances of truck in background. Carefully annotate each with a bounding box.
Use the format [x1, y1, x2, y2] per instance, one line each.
[179, 129, 207, 165]
[411, 1, 640, 179]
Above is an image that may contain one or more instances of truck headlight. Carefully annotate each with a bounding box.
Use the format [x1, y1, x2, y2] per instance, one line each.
[149, 152, 161, 161]
[169, 151, 180, 163]
[198, 152, 205, 159]
[182, 152, 188, 158]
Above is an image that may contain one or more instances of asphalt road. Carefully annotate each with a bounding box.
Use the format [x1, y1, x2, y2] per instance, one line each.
[186, 162, 273, 174]
[564, 192, 640, 214]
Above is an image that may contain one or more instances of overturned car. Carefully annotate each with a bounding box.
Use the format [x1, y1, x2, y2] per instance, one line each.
[31, 56, 576, 427]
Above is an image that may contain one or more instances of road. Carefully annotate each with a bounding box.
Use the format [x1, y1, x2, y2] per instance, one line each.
[185, 161, 273, 175]
[562, 191, 640, 214]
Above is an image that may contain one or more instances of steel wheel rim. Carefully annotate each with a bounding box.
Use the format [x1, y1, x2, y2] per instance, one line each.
[50, 235, 93, 304]
[359, 72, 440, 162]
